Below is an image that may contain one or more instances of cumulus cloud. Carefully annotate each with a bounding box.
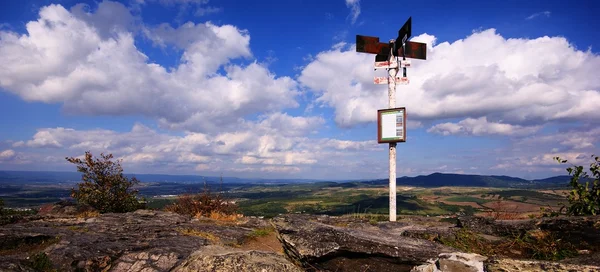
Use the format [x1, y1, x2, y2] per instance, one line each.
[11, 123, 380, 176]
[70, 1, 138, 39]
[345, 0, 361, 24]
[428, 117, 540, 136]
[0, 4, 297, 134]
[0, 149, 16, 161]
[300, 29, 600, 131]
[255, 112, 324, 137]
[485, 126, 600, 173]
[515, 127, 600, 152]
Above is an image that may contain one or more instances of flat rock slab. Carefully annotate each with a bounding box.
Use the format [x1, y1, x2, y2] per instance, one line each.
[0, 210, 290, 272]
[173, 245, 303, 272]
[273, 215, 458, 272]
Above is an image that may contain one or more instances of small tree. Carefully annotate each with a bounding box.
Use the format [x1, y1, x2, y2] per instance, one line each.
[554, 155, 600, 215]
[66, 151, 142, 213]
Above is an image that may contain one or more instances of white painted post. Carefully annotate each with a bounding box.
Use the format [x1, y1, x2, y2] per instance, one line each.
[388, 41, 397, 222]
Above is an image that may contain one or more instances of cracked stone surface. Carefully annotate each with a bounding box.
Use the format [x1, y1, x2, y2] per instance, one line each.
[272, 214, 458, 272]
[0, 209, 294, 272]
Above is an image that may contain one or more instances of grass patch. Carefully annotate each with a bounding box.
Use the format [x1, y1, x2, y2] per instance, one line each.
[248, 227, 274, 239]
[439, 228, 577, 261]
[177, 228, 221, 243]
[504, 230, 578, 261]
[76, 210, 100, 219]
[66, 225, 89, 232]
[0, 235, 61, 256]
[28, 252, 56, 272]
[439, 228, 496, 256]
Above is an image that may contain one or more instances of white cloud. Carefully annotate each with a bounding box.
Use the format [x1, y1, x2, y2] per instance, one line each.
[428, 117, 540, 136]
[0, 4, 298, 134]
[70, 1, 137, 39]
[485, 126, 600, 174]
[255, 112, 324, 137]
[0, 149, 16, 161]
[195, 6, 222, 17]
[12, 141, 25, 147]
[10, 123, 380, 177]
[345, 0, 360, 24]
[515, 127, 600, 151]
[526, 11, 551, 20]
[300, 29, 600, 132]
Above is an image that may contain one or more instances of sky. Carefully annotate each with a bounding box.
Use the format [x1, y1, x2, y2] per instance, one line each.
[0, 0, 599, 180]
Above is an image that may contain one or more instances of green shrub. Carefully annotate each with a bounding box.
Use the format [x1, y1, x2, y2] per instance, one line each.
[29, 252, 54, 272]
[554, 155, 600, 215]
[66, 151, 143, 213]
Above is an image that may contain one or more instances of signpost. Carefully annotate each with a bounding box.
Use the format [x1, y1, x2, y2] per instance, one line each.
[356, 16, 426, 222]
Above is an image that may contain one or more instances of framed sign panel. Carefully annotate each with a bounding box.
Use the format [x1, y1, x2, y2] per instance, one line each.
[377, 107, 406, 143]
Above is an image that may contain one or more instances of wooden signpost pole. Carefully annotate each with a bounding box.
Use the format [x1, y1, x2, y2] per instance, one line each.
[387, 41, 398, 221]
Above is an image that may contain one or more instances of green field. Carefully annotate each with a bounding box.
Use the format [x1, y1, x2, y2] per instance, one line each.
[445, 196, 491, 205]
[2, 180, 567, 219]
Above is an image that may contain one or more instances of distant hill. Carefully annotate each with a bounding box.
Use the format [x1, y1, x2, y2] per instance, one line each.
[0, 171, 319, 185]
[362, 172, 571, 189]
[0, 170, 574, 188]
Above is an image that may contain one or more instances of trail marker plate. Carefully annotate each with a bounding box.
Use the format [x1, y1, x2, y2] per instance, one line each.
[374, 77, 409, 84]
[374, 61, 398, 69]
[398, 77, 409, 84]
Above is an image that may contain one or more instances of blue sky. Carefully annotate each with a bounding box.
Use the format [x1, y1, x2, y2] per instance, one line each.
[0, 0, 598, 180]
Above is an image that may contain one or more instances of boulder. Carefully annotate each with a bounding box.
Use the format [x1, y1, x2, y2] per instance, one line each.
[273, 214, 458, 272]
[173, 245, 302, 272]
[411, 252, 487, 272]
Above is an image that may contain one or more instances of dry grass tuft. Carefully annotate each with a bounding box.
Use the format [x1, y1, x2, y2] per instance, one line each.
[76, 210, 100, 219]
[165, 182, 238, 220]
[177, 228, 221, 243]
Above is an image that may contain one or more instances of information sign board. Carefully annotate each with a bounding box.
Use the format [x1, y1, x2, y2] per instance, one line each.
[377, 108, 406, 143]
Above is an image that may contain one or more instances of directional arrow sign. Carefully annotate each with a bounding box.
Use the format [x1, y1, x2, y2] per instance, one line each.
[393, 17, 412, 56]
[357, 17, 425, 60]
[356, 35, 390, 55]
[397, 17, 412, 45]
[397, 41, 427, 60]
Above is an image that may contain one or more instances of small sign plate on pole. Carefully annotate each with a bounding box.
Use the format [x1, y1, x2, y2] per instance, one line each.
[377, 107, 406, 143]
[374, 61, 398, 69]
[374, 77, 409, 85]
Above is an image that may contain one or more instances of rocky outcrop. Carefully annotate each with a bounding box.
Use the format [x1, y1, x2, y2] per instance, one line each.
[0, 209, 296, 272]
[458, 215, 600, 241]
[411, 252, 487, 272]
[485, 258, 600, 272]
[457, 216, 536, 237]
[173, 245, 303, 272]
[3, 206, 600, 272]
[272, 214, 458, 272]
